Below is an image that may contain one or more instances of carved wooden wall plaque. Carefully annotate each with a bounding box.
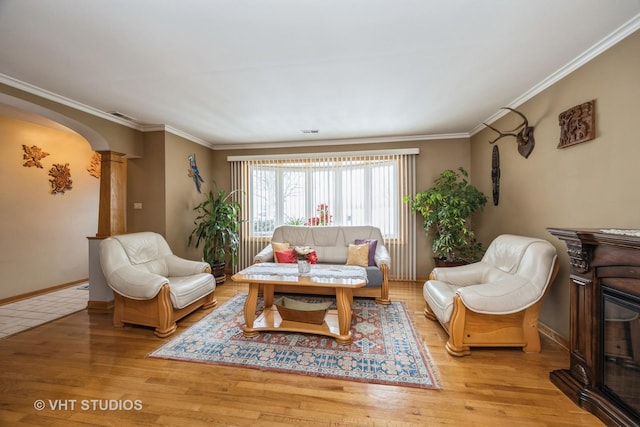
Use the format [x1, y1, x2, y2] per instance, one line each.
[48, 163, 73, 194]
[87, 152, 101, 178]
[558, 100, 595, 148]
[22, 144, 50, 168]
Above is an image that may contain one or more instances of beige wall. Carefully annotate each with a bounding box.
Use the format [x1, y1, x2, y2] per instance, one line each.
[165, 132, 216, 260]
[127, 131, 216, 261]
[127, 131, 167, 236]
[470, 30, 640, 338]
[0, 117, 99, 299]
[211, 137, 472, 278]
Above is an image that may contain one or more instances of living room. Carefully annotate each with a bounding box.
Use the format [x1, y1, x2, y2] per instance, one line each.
[1, 2, 639, 425]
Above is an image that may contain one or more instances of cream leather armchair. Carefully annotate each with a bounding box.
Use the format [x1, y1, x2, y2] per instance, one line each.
[100, 232, 217, 337]
[423, 234, 559, 356]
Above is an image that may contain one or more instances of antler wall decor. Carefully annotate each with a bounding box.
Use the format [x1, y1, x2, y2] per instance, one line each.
[483, 107, 535, 159]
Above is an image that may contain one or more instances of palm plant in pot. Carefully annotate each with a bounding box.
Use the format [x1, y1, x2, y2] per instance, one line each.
[404, 167, 487, 265]
[189, 187, 242, 284]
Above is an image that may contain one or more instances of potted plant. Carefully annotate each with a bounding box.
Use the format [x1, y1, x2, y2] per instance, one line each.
[404, 167, 487, 265]
[189, 186, 242, 284]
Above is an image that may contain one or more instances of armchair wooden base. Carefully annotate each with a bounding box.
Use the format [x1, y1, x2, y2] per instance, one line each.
[113, 284, 217, 337]
[425, 260, 559, 357]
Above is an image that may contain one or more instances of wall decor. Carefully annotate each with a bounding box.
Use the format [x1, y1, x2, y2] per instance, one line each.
[87, 152, 101, 178]
[558, 100, 595, 148]
[483, 107, 535, 159]
[22, 144, 50, 168]
[188, 154, 204, 193]
[491, 145, 500, 206]
[48, 163, 73, 194]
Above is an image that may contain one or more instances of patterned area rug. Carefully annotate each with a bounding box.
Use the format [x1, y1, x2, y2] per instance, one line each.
[148, 293, 441, 389]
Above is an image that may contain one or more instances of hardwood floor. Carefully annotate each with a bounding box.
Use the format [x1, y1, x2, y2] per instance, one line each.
[0, 281, 603, 426]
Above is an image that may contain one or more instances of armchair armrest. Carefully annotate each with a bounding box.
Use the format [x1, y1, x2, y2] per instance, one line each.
[456, 276, 541, 315]
[430, 262, 488, 285]
[165, 254, 210, 276]
[106, 265, 168, 300]
[254, 244, 275, 263]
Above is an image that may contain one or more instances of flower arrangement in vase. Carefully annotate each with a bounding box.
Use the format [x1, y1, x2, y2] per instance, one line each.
[305, 203, 333, 226]
[294, 246, 317, 274]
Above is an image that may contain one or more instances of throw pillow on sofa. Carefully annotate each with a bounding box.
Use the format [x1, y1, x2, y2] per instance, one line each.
[346, 243, 369, 267]
[272, 241, 290, 252]
[355, 238, 378, 266]
[275, 249, 297, 263]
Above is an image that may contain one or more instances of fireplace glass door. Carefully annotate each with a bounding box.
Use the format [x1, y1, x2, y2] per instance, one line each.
[602, 288, 640, 419]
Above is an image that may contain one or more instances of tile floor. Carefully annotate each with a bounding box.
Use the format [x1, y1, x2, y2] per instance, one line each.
[0, 283, 89, 339]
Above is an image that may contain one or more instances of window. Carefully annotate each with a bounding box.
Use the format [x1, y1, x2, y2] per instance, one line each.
[248, 158, 398, 238]
[229, 149, 418, 280]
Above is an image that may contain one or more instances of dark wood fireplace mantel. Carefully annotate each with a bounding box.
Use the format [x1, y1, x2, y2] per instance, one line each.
[547, 228, 640, 427]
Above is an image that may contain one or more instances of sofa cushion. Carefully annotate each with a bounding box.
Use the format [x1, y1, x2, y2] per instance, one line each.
[168, 273, 215, 309]
[275, 249, 297, 263]
[272, 241, 290, 252]
[423, 279, 458, 323]
[347, 243, 369, 267]
[355, 238, 378, 266]
[365, 266, 383, 288]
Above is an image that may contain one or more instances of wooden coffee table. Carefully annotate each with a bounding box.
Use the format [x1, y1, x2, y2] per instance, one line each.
[231, 264, 366, 345]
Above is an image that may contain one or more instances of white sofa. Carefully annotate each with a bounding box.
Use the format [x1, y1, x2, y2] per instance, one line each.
[424, 234, 558, 356]
[254, 225, 391, 304]
[99, 232, 217, 337]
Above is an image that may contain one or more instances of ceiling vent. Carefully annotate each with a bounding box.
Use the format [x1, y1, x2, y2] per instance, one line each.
[108, 111, 137, 122]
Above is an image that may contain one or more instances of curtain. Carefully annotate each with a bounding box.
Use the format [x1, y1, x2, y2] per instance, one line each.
[229, 149, 417, 280]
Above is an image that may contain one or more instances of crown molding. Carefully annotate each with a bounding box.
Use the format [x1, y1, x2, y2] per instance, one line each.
[1, 73, 466, 149]
[210, 132, 469, 150]
[469, 12, 640, 136]
[140, 124, 214, 148]
[0, 73, 144, 131]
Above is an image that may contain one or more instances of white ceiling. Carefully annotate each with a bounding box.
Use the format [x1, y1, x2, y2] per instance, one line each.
[1, 0, 639, 149]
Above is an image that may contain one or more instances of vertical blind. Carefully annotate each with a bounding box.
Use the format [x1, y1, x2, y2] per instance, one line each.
[229, 149, 417, 280]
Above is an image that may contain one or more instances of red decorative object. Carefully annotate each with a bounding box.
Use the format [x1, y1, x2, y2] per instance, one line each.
[305, 203, 333, 226]
[274, 249, 297, 263]
[306, 251, 318, 264]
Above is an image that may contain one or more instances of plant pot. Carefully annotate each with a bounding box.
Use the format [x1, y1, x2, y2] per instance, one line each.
[211, 262, 226, 284]
[433, 257, 468, 268]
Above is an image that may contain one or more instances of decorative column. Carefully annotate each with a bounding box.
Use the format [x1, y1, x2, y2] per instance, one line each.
[96, 151, 126, 237]
[88, 151, 127, 310]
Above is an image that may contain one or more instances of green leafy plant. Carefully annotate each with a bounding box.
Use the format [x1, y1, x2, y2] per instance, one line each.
[404, 167, 487, 263]
[189, 187, 242, 267]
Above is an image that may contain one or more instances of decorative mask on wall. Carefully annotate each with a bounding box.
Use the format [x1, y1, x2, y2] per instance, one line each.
[491, 146, 500, 206]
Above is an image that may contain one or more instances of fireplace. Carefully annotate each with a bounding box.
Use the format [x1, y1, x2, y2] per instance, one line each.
[602, 286, 640, 419]
[547, 228, 640, 427]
